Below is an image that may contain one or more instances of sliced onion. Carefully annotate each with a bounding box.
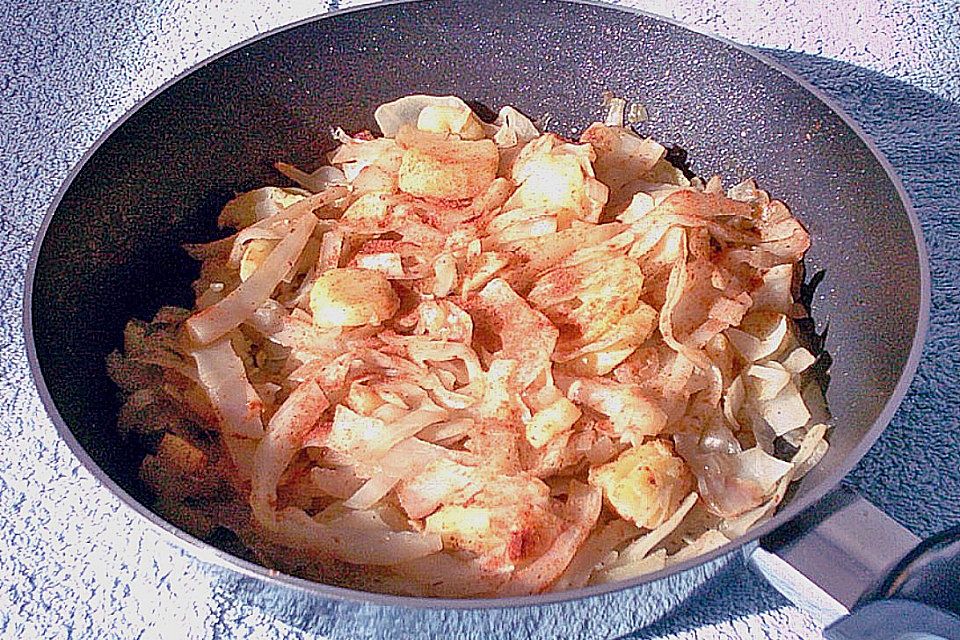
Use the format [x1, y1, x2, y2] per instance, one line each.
[393, 552, 508, 598]
[593, 548, 667, 584]
[318, 229, 344, 272]
[373, 407, 448, 458]
[604, 97, 627, 127]
[553, 519, 640, 590]
[230, 227, 283, 266]
[492, 216, 557, 243]
[790, 422, 830, 478]
[565, 377, 666, 443]
[781, 347, 817, 374]
[217, 186, 310, 230]
[432, 253, 457, 297]
[580, 122, 666, 196]
[396, 457, 485, 520]
[498, 482, 601, 596]
[666, 530, 730, 565]
[222, 433, 257, 483]
[344, 474, 402, 510]
[327, 404, 389, 458]
[343, 436, 452, 510]
[751, 264, 794, 313]
[722, 371, 746, 429]
[310, 467, 364, 499]
[492, 106, 540, 148]
[417, 418, 474, 444]
[726, 178, 767, 204]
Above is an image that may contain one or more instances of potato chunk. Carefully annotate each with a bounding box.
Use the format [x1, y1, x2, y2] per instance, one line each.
[396, 125, 498, 199]
[309, 267, 399, 328]
[417, 104, 486, 140]
[239, 239, 275, 282]
[424, 475, 561, 569]
[588, 439, 694, 529]
[525, 395, 581, 448]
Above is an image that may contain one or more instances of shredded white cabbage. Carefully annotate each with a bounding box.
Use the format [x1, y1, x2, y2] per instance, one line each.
[111, 93, 827, 597]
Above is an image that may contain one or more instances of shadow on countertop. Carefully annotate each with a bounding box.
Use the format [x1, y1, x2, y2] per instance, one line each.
[624, 48, 960, 639]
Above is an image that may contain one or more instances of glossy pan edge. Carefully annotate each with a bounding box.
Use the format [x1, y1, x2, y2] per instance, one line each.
[22, 0, 931, 610]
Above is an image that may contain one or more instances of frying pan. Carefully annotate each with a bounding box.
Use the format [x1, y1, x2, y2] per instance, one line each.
[22, 0, 957, 637]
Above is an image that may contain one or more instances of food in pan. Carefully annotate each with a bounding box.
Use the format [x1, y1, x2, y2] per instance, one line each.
[109, 94, 829, 596]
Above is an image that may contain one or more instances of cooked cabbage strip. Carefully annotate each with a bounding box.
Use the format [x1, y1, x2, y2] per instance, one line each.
[191, 337, 264, 439]
[186, 212, 319, 344]
[250, 379, 329, 527]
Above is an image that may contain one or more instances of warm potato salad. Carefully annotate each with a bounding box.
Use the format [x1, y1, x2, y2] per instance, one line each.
[110, 95, 829, 596]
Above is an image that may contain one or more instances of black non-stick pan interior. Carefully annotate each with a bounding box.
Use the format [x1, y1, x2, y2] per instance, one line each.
[28, 0, 923, 590]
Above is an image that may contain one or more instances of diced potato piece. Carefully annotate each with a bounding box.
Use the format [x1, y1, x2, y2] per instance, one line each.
[351, 164, 397, 196]
[588, 440, 693, 530]
[426, 505, 493, 550]
[345, 381, 386, 416]
[423, 476, 562, 566]
[525, 395, 582, 448]
[511, 153, 587, 212]
[309, 267, 399, 328]
[239, 239, 276, 282]
[417, 105, 486, 140]
[396, 126, 498, 200]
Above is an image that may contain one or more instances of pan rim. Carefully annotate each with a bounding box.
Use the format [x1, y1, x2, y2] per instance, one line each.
[22, 0, 931, 611]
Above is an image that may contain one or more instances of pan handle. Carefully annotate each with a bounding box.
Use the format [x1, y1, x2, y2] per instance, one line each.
[745, 484, 960, 639]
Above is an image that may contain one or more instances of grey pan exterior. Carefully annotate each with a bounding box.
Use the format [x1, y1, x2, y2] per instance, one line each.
[23, 0, 929, 634]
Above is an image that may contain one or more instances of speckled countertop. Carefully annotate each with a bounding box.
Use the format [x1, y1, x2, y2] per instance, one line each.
[2, 1, 959, 639]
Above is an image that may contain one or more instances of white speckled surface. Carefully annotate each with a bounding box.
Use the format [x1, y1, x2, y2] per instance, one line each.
[2, 1, 959, 639]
